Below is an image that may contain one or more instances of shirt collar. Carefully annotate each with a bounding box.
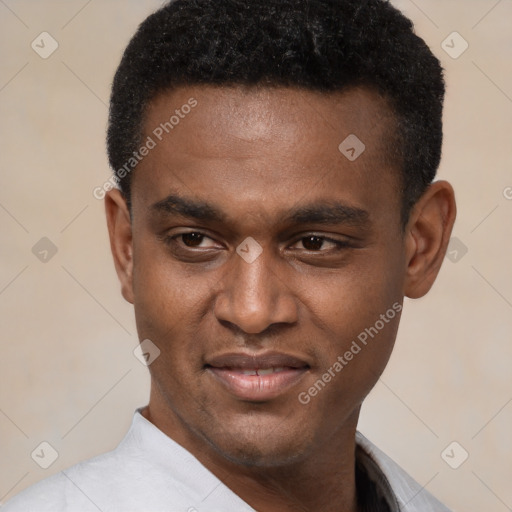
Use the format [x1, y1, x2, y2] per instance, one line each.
[355, 431, 452, 512]
[128, 409, 449, 511]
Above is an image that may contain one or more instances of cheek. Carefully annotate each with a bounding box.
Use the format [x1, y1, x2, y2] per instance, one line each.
[131, 242, 212, 364]
[303, 251, 404, 397]
[131, 259, 210, 408]
[133, 231, 211, 314]
[309, 252, 403, 332]
[300, 289, 401, 423]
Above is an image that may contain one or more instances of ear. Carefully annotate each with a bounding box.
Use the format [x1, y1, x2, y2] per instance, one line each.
[105, 189, 134, 304]
[404, 181, 456, 299]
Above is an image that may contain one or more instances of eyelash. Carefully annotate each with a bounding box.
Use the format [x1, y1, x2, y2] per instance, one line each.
[164, 232, 352, 253]
[295, 235, 351, 251]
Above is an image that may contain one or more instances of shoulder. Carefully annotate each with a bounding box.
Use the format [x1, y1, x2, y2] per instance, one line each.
[1, 445, 182, 512]
[1, 443, 139, 512]
[1, 453, 112, 512]
[1, 417, 245, 512]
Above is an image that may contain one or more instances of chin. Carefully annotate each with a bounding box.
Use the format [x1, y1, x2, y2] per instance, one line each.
[202, 418, 314, 468]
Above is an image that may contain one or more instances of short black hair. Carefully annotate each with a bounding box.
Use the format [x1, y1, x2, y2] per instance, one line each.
[107, 0, 444, 223]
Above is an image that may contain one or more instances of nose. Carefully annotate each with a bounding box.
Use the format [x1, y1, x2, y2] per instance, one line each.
[213, 246, 298, 334]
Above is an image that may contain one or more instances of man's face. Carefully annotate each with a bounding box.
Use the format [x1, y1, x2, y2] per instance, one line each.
[127, 86, 406, 466]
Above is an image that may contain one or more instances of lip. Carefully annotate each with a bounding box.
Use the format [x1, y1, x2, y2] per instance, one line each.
[205, 351, 310, 402]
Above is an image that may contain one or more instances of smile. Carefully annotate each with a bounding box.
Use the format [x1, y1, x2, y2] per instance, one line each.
[236, 367, 287, 376]
[205, 352, 310, 401]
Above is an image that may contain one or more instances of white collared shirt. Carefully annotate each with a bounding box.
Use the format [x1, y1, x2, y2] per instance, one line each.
[2, 409, 451, 511]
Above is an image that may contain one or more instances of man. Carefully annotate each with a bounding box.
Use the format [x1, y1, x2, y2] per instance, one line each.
[3, 0, 456, 510]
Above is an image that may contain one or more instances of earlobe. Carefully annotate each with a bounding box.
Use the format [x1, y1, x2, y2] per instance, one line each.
[404, 181, 456, 299]
[105, 189, 135, 304]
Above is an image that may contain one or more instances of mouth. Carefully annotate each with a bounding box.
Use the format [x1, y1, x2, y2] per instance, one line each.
[205, 351, 310, 402]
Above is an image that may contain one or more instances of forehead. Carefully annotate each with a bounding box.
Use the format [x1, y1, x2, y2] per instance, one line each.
[145, 84, 395, 154]
[132, 85, 401, 226]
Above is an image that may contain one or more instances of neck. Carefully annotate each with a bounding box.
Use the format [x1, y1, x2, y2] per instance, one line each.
[141, 393, 361, 512]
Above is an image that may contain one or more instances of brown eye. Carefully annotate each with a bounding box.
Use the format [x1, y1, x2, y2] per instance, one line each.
[290, 235, 349, 252]
[181, 233, 205, 247]
[301, 236, 325, 251]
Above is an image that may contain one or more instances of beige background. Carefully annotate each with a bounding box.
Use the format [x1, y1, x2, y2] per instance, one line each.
[1, 1, 511, 510]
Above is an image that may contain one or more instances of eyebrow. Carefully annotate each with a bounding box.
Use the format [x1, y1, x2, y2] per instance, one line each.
[151, 194, 369, 227]
[151, 194, 226, 223]
[283, 203, 369, 226]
